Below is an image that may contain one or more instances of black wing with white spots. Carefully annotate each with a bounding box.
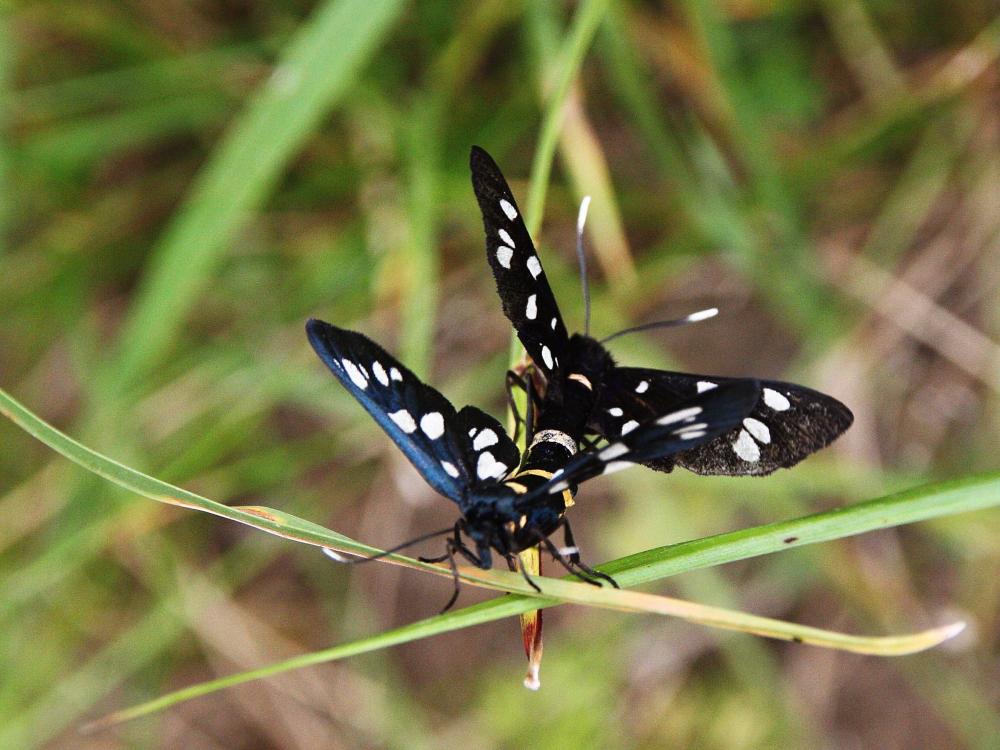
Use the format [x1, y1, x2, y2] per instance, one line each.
[455, 406, 521, 488]
[590, 368, 853, 477]
[306, 319, 520, 501]
[470, 146, 568, 380]
[522, 380, 762, 502]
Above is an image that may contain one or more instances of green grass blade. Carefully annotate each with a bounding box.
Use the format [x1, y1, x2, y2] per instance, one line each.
[106, 0, 405, 392]
[2, 386, 988, 729]
[85, 603, 962, 732]
[524, 0, 610, 237]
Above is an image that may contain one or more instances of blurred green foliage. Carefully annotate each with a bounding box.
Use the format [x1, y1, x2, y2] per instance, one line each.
[2, 1, 999, 747]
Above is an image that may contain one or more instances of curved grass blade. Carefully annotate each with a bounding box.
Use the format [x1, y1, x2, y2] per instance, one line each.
[0, 388, 982, 728]
[3, 384, 962, 655]
[85, 594, 962, 732]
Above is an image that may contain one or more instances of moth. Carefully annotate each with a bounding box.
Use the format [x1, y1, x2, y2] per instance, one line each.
[469, 146, 853, 478]
[307, 319, 760, 608]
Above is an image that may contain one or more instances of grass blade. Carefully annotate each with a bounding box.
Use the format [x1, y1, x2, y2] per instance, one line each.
[107, 0, 405, 392]
[0, 387, 980, 729]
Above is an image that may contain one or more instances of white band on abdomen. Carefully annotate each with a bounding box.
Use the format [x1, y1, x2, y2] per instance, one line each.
[529, 429, 577, 456]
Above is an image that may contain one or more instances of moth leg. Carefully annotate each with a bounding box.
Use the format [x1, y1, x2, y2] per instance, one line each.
[538, 535, 604, 587]
[418, 551, 450, 564]
[505, 369, 529, 446]
[517, 525, 601, 588]
[523, 373, 538, 446]
[518, 558, 542, 594]
[500, 530, 542, 594]
[419, 522, 463, 564]
[438, 540, 463, 614]
[454, 537, 483, 567]
[559, 519, 619, 589]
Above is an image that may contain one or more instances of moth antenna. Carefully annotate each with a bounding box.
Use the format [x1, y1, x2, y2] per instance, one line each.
[576, 195, 592, 337]
[322, 526, 454, 565]
[599, 307, 718, 344]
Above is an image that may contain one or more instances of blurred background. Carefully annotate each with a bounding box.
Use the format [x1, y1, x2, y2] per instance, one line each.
[2, 1, 999, 747]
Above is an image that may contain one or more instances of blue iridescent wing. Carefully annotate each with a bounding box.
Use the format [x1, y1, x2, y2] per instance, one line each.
[306, 319, 520, 501]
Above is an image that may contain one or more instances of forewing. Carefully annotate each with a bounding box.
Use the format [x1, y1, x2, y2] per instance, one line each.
[524, 380, 761, 501]
[456, 406, 521, 484]
[470, 146, 568, 379]
[306, 319, 476, 502]
[591, 367, 854, 476]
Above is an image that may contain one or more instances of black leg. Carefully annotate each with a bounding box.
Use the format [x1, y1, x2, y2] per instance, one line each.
[438, 541, 462, 614]
[505, 370, 528, 446]
[420, 522, 463, 564]
[559, 520, 619, 588]
[523, 373, 537, 446]
[540, 535, 604, 587]
[418, 551, 450, 564]
[518, 558, 542, 593]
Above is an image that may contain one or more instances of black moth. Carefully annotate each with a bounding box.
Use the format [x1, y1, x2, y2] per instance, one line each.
[469, 145, 853, 479]
[307, 320, 760, 609]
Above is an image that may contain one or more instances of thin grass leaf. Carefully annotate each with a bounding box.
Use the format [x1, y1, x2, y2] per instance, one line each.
[524, 0, 610, 238]
[0, 387, 978, 730]
[2, 384, 960, 655]
[85, 586, 962, 732]
[106, 0, 406, 392]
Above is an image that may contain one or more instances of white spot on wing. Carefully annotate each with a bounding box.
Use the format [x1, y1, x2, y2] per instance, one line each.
[763, 388, 791, 411]
[551, 317, 557, 330]
[420, 412, 445, 439]
[473, 428, 499, 451]
[389, 409, 416, 433]
[607, 407, 623, 417]
[599, 443, 629, 461]
[635, 380, 649, 393]
[526, 256, 542, 279]
[743, 417, 771, 444]
[657, 406, 702, 426]
[500, 199, 518, 220]
[696, 381, 717, 393]
[441, 461, 460, 478]
[498, 228, 515, 247]
[476, 451, 507, 480]
[372, 361, 389, 387]
[602, 460, 634, 476]
[541, 345, 554, 370]
[525, 294, 537, 320]
[496, 245, 514, 269]
[342, 360, 368, 389]
[621, 420, 639, 435]
[732, 429, 760, 462]
[679, 430, 707, 440]
[390, 367, 403, 382]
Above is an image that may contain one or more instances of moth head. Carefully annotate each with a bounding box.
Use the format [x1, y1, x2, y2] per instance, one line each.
[566, 334, 616, 384]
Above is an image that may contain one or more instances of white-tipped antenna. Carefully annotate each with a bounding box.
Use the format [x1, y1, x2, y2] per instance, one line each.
[684, 307, 718, 323]
[323, 547, 354, 563]
[576, 196, 592, 336]
[600, 307, 719, 344]
[320, 526, 454, 565]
